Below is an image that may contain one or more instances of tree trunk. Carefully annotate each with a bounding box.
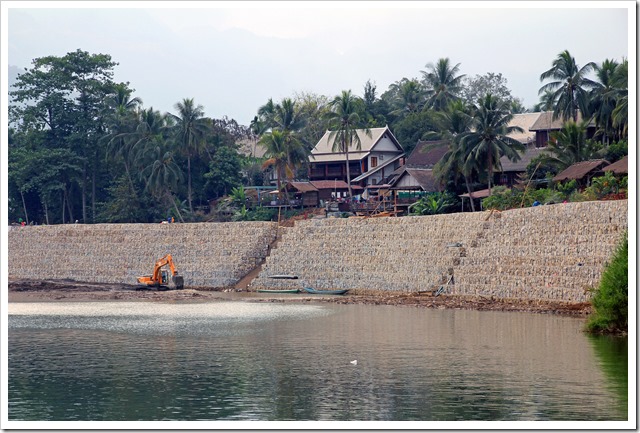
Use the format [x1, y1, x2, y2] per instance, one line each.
[464, 176, 476, 212]
[82, 165, 87, 223]
[20, 190, 29, 224]
[487, 149, 493, 196]
[187, 155, 193, 215]
[169, 192, 185, 223]
[61, 190, 66, 224]
[344, 136, 353, 204]
[43, 197, 50, 225]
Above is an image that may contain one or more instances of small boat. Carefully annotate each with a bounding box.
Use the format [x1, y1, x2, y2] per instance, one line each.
[302, 287, 349, 295]
[268, 275, 299, 279]
[256, 289, 300, 294]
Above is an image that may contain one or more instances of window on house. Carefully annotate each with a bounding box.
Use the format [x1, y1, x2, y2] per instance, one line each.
[371, 156, 378, 168]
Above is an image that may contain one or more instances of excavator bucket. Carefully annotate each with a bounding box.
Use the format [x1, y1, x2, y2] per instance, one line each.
[168, 275, 184, 290]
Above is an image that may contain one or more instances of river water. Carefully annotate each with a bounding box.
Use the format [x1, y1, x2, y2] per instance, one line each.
[7, 300, 629, 425]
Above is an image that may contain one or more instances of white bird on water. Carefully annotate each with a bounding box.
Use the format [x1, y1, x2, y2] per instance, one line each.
[350, 360, 357, 365]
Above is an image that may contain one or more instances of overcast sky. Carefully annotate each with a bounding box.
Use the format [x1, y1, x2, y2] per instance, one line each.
[3, 1, 632, 126]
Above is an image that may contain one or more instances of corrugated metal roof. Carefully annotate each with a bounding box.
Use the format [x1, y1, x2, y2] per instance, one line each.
[286, 182, 319, 193]
[601, 155, 628, 174]
[309, 180, 363, 190]
[552, 159, 610, 182]
[459, 188, 491, 199]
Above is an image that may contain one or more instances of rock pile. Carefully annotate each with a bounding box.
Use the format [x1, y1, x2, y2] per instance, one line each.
[8, 222, 277, 288]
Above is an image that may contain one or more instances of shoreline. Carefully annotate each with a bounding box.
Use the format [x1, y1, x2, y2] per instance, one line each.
[7, 279, 593, 317]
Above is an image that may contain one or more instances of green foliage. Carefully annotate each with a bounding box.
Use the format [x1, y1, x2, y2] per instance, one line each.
[410, 191, 459, 215]
[204, 146, 244, 198]
[585, 171, 620, 199]
[586, 233, 628, 334]
[229, 186, 247, 207]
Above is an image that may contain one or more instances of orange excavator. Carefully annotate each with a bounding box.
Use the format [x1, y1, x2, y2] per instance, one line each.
[137, 254, 184, 290]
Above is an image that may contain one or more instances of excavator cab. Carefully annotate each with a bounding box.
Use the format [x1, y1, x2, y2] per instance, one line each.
[137, 254, 184, 290]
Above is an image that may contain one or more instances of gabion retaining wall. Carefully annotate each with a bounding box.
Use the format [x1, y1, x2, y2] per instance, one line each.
[250, 200, 627, 302]
[454, 200, 627, 302]
[8, 222, 277, 288]
[8, 200, 628, 302]
[250, 212, 489, 292]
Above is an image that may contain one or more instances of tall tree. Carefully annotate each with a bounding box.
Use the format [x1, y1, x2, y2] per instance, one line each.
[259, 129, 308, 193]
[325, 90, 371, 202]
[421, 58, 465, 111]
[459, 94, 524, 195]
[536, 120, 599, 171]
[539, 50, 597, 122]
[610, 59, 628, 140]
[9, 49, 118, 223]
[589, 59, 620, 144]
[169, 98, 209, 214]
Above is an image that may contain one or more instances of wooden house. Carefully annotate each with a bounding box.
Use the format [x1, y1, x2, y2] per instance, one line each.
[309, 126, 405, 188]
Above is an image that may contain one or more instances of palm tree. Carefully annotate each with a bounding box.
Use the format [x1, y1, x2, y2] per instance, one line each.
[421, 58, 466, 111]
[142, 144, 185, 222]
[103, 84, 142, 194]
[538, 120, 599, 171]
[459, 94, 525, 195]
[169, 98, 209, 214]
[610, 59, 628, 139]
[325, 90, 371, 202]
[388, 78, 425, 118]
[539, 50, 597, 122]
[259, 129, 308, 194]
[589, 59, 620, 144]
[428, 100, 479, 211]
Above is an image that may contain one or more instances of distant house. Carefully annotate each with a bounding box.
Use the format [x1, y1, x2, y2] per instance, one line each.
[495, 112, 549, 187]
[552, 159, 610, 185]
[388, 140, 448, 193]
[281, 180, 364, 206]
[529, 111, 596, 148]
[309, 126, 405, 188]
[600, 155, 628, 176]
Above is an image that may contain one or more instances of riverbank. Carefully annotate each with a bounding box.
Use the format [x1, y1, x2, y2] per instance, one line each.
[7, 279, 592, 317]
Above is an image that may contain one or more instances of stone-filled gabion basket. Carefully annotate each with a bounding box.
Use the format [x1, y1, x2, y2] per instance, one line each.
[8, 221, 278, 289]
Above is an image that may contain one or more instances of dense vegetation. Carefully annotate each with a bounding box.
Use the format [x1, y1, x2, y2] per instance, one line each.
[586, 233, 628, 334]
[8, 49, 627, 224]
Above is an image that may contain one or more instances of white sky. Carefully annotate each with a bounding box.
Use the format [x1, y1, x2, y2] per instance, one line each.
[3, 1, 633, 126]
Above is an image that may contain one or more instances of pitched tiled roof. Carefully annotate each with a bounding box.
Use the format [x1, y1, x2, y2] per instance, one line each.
[552, 160, 610, 182]
[506, 112, 541, 144]
[405, 168, 441, 191]
[601, 155, 628, 174]
[529, 111, 594, 131]
[499, 146, 549, 172]
[406, 140, 449, 167]
[310, 126, 403, 163]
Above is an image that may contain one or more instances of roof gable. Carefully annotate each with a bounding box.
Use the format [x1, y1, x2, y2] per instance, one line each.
[311, 126, 403, 156]
[529, 111, 595, 131]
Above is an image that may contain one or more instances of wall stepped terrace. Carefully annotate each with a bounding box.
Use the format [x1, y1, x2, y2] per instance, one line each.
[453, 200, 627, 302]
[249, 213, 489, 292]
[8, 222, 277, 288]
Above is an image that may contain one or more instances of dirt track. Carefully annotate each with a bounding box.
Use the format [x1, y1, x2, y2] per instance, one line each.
[7, 279, 593, 317]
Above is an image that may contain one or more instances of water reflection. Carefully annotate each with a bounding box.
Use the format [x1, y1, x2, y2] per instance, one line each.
[8, 302, 628, 421]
